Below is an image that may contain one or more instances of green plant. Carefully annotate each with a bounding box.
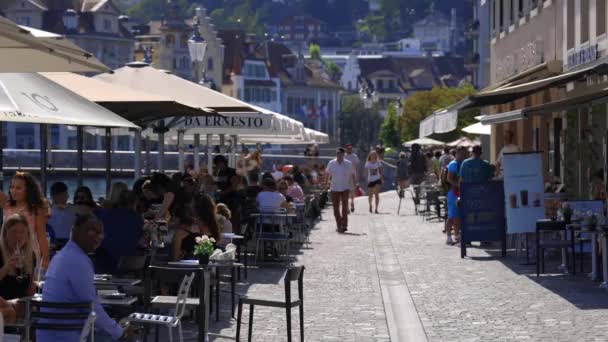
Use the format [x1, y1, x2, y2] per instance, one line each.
[193, 235, 216, 256]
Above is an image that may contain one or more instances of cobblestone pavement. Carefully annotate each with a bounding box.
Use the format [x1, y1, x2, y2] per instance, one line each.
[379, 192, 608, 342]
[206, 200, 391, 342]
[174, 192, 608, 342]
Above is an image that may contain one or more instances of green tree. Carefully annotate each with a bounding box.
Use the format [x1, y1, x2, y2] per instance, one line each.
[339, 96, 383, 153]
[400, 85, 478, 143]
[309, 43, 321, 60]
[325, 61, 342, 81]
[380, 103, 400, 148]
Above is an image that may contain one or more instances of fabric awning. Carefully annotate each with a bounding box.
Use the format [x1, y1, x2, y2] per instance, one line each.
[95, 62, 259, 114]
[468, 63, 608, 108]
[0, 17, 110, 73]
[481, 85, 608, 125]
[419, 115, 434, 138]
[480, 109, 526, 125]
[0, 73, 138, 128]
[41, 72, 213, 124]
[419, 98, 471, 137]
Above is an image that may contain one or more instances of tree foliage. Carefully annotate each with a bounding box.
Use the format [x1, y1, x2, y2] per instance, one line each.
[325, 61, 343, 82]
[340, 95, 383, 153]
[400, 85, 478, 143]
[380, 103, 400, 148]
[309, 43, 321, 60]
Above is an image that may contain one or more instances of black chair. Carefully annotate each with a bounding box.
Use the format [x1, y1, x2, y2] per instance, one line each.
[236, 266, 304, 342]
[24, 299, 95, 342]
[142, 265, 208, 342]
[536, 220, 576, 276]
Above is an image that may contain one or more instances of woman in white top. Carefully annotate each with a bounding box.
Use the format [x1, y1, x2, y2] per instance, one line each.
[365, 151, 383, 214]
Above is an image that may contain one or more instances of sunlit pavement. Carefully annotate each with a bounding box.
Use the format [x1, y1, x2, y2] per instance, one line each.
[176, 191, 608, 341]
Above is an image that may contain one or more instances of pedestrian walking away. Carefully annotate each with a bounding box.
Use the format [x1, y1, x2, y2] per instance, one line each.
[344, 144, 360, 213]
[326, 148, 357, 233]
[396, 152, 410, 195]
[365, 151, 383, 214]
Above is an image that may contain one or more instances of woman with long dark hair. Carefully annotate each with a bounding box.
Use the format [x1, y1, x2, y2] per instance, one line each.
[0, 172, 49, 268]
[171, 193, 220, 260]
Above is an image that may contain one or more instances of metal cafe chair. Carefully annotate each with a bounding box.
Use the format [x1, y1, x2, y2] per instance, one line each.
[24, 299, 96, 342]
[236, 266, 305, 342]
[129, 272, 196, 342]
[253, 208, 291, 265]
[536, 219, 576, 276]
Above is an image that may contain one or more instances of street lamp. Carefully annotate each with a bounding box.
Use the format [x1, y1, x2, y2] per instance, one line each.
[395, 99, 403, 147]
[188, 17, 208, 85]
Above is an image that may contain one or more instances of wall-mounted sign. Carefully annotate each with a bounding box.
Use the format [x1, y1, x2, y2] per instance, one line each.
[495, 40, 543, 82]
[182, 113, 272, 130]
[566, 44, 598, 70]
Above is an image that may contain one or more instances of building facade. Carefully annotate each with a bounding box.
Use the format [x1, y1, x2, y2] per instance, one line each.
[480, 0, 608, 199]
[465, 0, 491, 89]
[219, 31, 282, 114]
[134, 5, 224, 86]
[413, 6, 460, 55]
[357, 56, 470, 116]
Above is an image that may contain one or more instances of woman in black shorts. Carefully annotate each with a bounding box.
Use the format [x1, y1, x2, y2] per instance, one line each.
[365, 151, 383, 213]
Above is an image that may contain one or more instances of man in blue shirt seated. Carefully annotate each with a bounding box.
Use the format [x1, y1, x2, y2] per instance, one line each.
[459, 145, 494, 184]
[38, 214, 139, 342]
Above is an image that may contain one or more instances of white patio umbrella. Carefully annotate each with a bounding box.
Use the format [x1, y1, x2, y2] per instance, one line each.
[447, 137, 479, 147]
[0, 17, 110, 73]
[304, 128, 330, 144]
[403, 137, 444, 147]
[462, 122, 491, 135]
[0, 73, 139, 195]
[0, 73, 137, 128]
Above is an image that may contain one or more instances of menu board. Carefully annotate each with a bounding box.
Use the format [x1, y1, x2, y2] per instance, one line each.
[503, 152, 546, 234]
[460, 181, 506, 258]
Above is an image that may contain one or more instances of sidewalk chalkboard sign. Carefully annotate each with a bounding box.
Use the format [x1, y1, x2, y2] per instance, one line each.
[460, 181, 506, 258]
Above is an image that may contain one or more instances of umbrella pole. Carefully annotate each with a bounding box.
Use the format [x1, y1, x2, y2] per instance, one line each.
[177, 130, 185, 174]
[105, 128, 112, 198]
[133, 129, 142, 181]
[206, 134, 212, 175]
[40, 124, 48, 196]
[156, 121, 166, 174]
[77, 126, 84, 188]
[194, 134, 200, 173]
[231, 135, 238, 168]
[144, 135, 151, 176]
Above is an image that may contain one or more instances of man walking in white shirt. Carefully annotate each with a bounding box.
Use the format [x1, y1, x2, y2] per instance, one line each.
[326, 147, 357, 233]
[344, 144, 360, 212]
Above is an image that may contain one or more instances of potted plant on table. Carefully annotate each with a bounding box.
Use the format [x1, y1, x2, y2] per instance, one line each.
[194, 235, 216, 266]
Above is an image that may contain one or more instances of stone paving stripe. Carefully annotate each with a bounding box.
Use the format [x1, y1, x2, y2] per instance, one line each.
[369, 203, 429, 342]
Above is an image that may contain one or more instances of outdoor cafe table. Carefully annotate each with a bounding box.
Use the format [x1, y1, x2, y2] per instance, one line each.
[93, 275, 142, 288]
[34, 276, 142, 290]
[21, 292, 138, 307]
